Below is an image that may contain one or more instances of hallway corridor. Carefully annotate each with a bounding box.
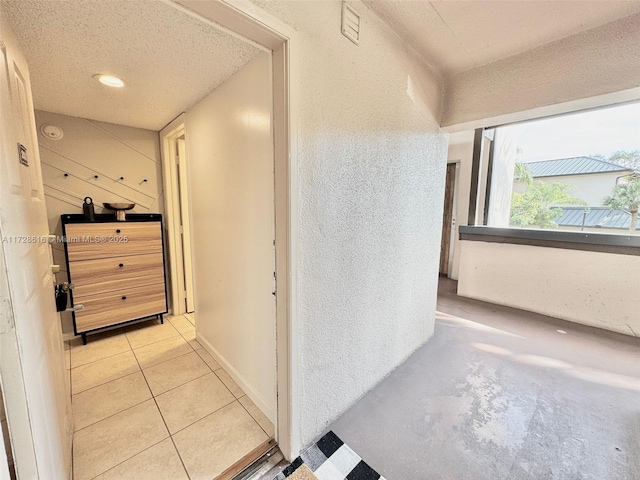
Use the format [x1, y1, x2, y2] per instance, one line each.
[326, 279, 640, 479]
[67, 315, 274, 480]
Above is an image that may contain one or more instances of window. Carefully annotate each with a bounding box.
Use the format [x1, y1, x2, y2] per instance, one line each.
[484, 102, 640, 235]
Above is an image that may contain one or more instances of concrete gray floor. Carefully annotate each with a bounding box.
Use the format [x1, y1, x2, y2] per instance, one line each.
[327, 278, 640, 480]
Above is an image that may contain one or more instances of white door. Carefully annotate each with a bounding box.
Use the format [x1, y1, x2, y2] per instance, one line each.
[176, 138, 195, 313]
[0, 18, 72, 480]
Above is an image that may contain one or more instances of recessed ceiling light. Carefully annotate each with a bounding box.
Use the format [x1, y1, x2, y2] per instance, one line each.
[93, 74, 125, 88]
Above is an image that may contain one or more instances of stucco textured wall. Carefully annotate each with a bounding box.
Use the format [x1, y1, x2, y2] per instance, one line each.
[443, 13, 640, 127]
[251, 0, 449, 449]
[458, 241, 639, 337]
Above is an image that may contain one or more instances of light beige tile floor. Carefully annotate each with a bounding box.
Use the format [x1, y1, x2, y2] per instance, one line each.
[70, 330, 130, 368]
[72, 372, 152, 431]
[133, 335, 193, 369]
[155, 372, 234, 434]
[73, 399, 169, 480]
[172, 402, 268, 480]
[71, 350, 139, 394]
[70, 315, 275, 480]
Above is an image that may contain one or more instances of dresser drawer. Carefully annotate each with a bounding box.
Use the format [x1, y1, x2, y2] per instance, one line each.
[65, 222, 162, 261]
[74, 283, 166, 333]
[70, 253, 165, 298]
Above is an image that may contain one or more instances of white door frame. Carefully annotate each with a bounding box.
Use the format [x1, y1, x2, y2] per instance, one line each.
[160, 115, 195, 315]
[446, 161, 459, 278]
[166, 0, 301, 459]
[176, 137, 195, 313]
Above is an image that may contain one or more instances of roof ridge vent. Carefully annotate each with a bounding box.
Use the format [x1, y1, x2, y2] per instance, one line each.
[341, 2, 360, 45]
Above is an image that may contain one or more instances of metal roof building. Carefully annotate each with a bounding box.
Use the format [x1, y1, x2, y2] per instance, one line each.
[555, 207, 633, 230]
[526, 156, 632, 178]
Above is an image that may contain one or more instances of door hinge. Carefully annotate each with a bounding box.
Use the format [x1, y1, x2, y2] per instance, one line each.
[0, 297, 14, 334]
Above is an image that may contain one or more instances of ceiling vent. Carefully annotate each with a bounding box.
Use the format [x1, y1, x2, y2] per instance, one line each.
[341, 2, 360, 45]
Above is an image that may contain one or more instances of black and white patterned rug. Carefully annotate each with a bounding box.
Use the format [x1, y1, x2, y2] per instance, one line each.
[275, 431, 386, 480]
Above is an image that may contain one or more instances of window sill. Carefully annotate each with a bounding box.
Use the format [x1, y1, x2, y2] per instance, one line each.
[458, 226, 640, 256]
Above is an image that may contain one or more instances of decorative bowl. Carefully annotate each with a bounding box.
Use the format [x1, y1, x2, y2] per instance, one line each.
[103, 202, 135, 221]
[103, 202, 135, 210]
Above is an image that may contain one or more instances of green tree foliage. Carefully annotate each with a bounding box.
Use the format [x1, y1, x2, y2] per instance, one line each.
[603, 176, 640, 232]
[510, 163, 587, 228]
[514, 162, 533, 184]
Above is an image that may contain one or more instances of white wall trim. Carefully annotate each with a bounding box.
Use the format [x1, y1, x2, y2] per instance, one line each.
[160, 113, 188, 316]
[196, 332, 274, 423]
[443, 87, 640, 133]
[171, 0, 301, 458]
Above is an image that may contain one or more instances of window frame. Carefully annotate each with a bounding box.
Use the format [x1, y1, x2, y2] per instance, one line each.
[463, 105, 640, 255]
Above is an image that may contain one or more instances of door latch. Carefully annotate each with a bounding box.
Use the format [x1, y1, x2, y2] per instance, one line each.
[55, 283, 75, 312]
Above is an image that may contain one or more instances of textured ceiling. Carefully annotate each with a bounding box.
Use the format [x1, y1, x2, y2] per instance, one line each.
[364, 0, 640, 76]
[1, 0, 261, 130]
[5, 0, 640, 130]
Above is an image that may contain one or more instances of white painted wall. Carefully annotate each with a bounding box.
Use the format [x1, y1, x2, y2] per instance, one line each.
[442, 13, 640, 128]
[532, 172, 628, 207]
[36, 110, 164, 334]
[251, 0, 449, 449]
[458, 241, 639, 337]
[184, 52, 277, 421]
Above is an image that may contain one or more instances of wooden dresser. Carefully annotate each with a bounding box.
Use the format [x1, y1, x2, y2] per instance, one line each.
[61, 214, 168, 343]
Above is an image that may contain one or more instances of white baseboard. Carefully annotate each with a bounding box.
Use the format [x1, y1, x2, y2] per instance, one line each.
[196, 332, 276, 424]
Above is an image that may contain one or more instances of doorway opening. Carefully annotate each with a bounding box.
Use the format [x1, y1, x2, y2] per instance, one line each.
[439, 162, 458, 277]
[161, 117, 195, 316]
[0, 0, 298, 477]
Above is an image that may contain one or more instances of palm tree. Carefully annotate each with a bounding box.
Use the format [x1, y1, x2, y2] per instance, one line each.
[603, 176, 640, 232]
